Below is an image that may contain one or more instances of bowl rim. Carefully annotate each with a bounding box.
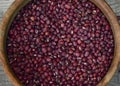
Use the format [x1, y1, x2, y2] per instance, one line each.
[0, 0, 120, 86]
[91, 0, 120, 86]
[0, 0, 31, 86]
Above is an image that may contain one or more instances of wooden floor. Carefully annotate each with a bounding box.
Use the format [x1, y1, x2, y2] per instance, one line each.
[0, 0, 120, 86]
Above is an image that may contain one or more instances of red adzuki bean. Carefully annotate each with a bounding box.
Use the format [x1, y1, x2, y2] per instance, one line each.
[6, 0, 114, 86]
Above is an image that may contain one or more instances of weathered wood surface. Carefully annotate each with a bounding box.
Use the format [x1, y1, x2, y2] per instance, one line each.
[0, 0, 120, 86]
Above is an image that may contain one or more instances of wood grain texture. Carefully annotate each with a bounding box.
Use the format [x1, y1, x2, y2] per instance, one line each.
[0, 0, 120, 86]
[0, 0, 15, 21]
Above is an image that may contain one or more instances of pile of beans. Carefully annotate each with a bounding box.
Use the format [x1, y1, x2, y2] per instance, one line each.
[6, 0, 114, 86]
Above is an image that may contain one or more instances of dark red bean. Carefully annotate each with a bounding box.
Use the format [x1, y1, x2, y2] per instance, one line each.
[6, 0, 114, 86]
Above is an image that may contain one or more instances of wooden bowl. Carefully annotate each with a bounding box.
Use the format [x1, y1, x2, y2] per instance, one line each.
[0, 0, 120, 86]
